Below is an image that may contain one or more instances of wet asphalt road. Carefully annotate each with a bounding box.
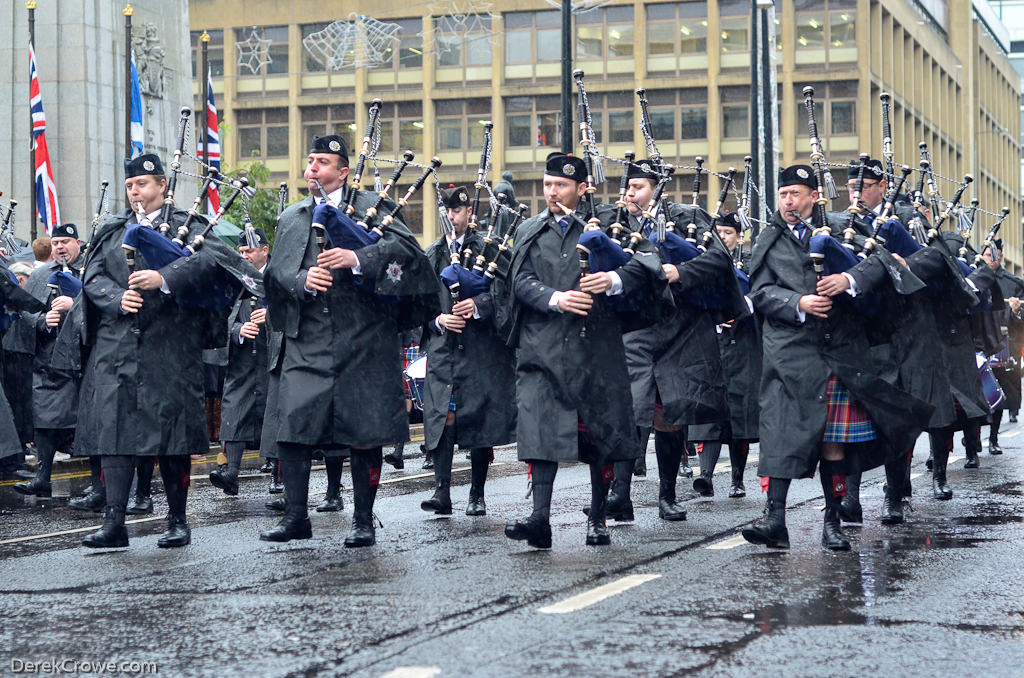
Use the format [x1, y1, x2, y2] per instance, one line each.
[1, 423, 1023, 678]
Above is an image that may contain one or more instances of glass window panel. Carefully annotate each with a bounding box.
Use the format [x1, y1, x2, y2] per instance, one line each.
[399, 120, 423, 152]
[680, 19, 707, 53]
[576, 9, 603, 25]
[436, 100, 463, 116]
[830, 10, 855, 47]
[467, 98, 491, 115]
[650, 109, 675, 141]
[507, 96, 532, 113]
[303, 124, 326, 151]
[265, 108, 289, 124]
[606, 6, 633, 22]
[438, 34, 461, 66]
[679, 1, 707, 19]
[467, 33, 492, 65]
[538, 113, 559, 147]
[267, 43, 288, 75]
[508, 115, 531, 146]
[330, 104, 354, 120]
[680, 108, 707, 139]
[648, 22, 675, 56]
[505, 12, 532, 29]
[831, 100, 855, 135]
[266, 126, 289, 156]
[608, 111, 633, 143]
[438, 119, 462, 150]
[536, 94, 561, 111]
[722, 105, 748, 138]
[796, 13, 825, 48]
[302, 106, 328, 122]
[720, 86, 748, 104]
[577, 25, 603, 59]
[468, 120, 486, 148]
[506, 30, 532, 63]
[647, 90, 676, 106]
[237, 109, 262, 124]
[536, 10, 559, 27]
[646, 4, 676, 21]
[720, 0, 748, 13]
[238, 128, 262, 158]
[608, 24, 633, 58]
[397, 101, 422, 117]
[720, 16, 749, 52]
[537, 28, 560, 61]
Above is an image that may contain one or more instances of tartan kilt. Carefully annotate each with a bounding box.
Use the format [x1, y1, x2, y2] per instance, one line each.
[824, 375, 878, 443]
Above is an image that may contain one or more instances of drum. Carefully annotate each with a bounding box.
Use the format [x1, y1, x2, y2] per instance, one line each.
[977, 352, 1005, 411]
[404, 355, 428, 411]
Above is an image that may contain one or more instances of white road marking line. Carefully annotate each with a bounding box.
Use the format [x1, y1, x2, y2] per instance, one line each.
[538, 574, 661, 614]
[707, 534, 747, 550]
[0, 516, 165, 545]
[949, 455, 964, 463]
[379, 667, 442, 678]
[1002, 431, 1018, 438]
[910, 472, 924, 480]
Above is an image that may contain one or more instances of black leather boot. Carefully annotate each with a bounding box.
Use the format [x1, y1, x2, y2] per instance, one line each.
[82, 506, 129, 548]
[69, 488, 105, 512]
[880, 458, 906, 525]
[693, 441, 722, 497]
[964, 422, 982, 468]
[633, 427, 650, 477]
[210, 441, 244, 496]
[742, 477, 790, 548]
[316, 456, 345, 512]
[157, 456, 191, 548]
[505, 461, 554, 549]
[655, 430, 687, 521]
[930, 432, 953, 500]
[14, 447, 54, 498]
[586, 463, 611, 546]
[604, 459, 635, 521]
[261, 457, 312, 542]
[838, 473, 863, 523]
[126, 456, 155, 515]
[82, 457, 133, 548]
[384, 441, 405, 470]
[728, 442, 748, 498]
[345, 448, 382, 547]
[466, 448, 491, 516]
[421, 427, 454, 515]
[988, 409, 1003, 455]
[268, 459, 284, 494]
[265, 497, 287, 511]
[820, 460, 851, 550]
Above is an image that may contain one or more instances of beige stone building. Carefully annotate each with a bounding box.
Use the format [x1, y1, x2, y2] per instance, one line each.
[188, 0, 1021, 265]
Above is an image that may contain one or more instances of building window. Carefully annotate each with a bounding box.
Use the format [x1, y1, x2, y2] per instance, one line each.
[795, 0, 857, 62]
[191, 30, 224, 78]
[372, 18, 423, 71]
[795, 81, 858, 141]
[236, 108, 289, 159]
[585, 92, 635, 145]
[374, 101, 423, 156]
[576, 6, 635, 60]
[300, 105, 355, 154]
[646, 2, 708, 61]
[436, 99, 492, 151]
[719, 0, 750, 54]
[239, 26, 288, 77]
[301, 23, 329, 73]
[721, 86, 749, 139]
[506, 95, 561, 148]
[436, 15, 492, 68]
[505, 10, 560, 64]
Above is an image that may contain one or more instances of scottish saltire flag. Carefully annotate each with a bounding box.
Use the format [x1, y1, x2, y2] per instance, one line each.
[204, 67, 221, 214]
[130, 52, 144, 158]
[29, 40, 60, 233]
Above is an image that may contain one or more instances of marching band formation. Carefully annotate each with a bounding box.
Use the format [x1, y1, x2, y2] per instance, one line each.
[1, 76, 1021, 554]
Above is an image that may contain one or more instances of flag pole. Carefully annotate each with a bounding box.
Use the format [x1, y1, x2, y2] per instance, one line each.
[201, 31, 210, 167]
[123, 3, 133, 164]
[27, 0, 37, 241]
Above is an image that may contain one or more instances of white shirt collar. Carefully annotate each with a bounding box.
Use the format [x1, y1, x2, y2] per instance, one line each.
[316, 187, 345, 206]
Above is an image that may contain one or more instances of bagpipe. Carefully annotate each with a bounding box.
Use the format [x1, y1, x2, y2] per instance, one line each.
[0, 198, 23, 262]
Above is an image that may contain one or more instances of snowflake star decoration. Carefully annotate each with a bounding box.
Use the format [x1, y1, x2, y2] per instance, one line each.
[236, 26, 272, 75]
[303, 14, 401, 71]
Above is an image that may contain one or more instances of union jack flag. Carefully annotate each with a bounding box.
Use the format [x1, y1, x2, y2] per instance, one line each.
[29, 40, 60, 233]
[202, 67, 220, 215]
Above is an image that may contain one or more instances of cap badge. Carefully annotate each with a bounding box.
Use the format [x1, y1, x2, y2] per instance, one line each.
[563, 163, 575, 176]
[796, 168, 809, 179]
[329, 140, 341, 152]
[143, 160, 155, 171]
